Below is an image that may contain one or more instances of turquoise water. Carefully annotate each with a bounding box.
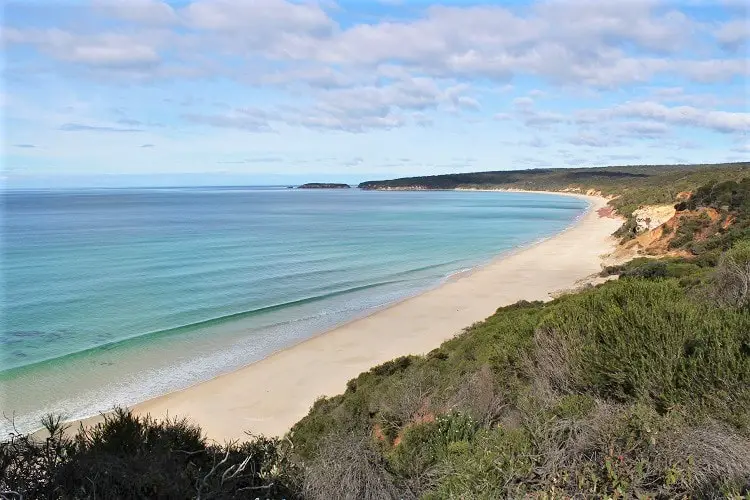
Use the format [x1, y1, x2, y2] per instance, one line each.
[0, 187, 587, 435]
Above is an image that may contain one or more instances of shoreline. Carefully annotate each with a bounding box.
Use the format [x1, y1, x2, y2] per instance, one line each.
[47, 192, 623, 442]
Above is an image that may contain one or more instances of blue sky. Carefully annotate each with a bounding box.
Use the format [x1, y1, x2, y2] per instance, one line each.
[2, 0, 748, 187]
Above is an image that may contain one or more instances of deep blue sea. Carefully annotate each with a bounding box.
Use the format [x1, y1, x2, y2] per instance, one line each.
[0, 187, 588, 435]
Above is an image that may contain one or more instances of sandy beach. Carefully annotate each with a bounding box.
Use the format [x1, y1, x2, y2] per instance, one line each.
[82, 192, 616, 443]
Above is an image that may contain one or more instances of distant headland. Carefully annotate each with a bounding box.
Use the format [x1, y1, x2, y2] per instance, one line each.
[297, 183, 351, 189]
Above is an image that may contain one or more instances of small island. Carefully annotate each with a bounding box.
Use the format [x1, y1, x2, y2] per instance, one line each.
[297, 183, 351, 189]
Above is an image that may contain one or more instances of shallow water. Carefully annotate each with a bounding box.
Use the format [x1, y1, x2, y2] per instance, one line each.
[0, 187, 587, 435]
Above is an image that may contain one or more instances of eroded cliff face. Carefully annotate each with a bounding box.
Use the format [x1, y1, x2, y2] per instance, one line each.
[633, 205, 677, 233]
[616, 204, 731, 259]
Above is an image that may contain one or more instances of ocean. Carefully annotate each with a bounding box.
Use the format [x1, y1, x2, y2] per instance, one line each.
[0, 187, 588, 435]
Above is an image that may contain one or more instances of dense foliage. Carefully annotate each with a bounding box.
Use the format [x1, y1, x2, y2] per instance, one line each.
[1, 409, 300, 499]
[667, 178, 750, 256]
[288, 269, 750, 499]
[3, 172, 750, 499]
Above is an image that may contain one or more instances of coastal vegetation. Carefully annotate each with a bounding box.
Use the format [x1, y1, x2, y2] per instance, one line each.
[3, 164, 750, 499]
[357, 162, 749, 202]
[1, 410, 299, 499]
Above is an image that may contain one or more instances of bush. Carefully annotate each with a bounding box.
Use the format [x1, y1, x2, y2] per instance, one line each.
[601, 257, 702, 280]
[423, 426, 534, 499]
[669, 215, 703, 248]
[303, 432, 405, 500]
[0, 408, 300, 499]
[712, 240, 750, 309]
[533, 280, 750, 420]
[544, 403, 750, 497]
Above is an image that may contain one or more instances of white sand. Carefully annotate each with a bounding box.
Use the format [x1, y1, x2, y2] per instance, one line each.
[119, 193, 622, 442]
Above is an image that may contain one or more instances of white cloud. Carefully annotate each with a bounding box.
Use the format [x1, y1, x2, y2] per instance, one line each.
[523, 110, 566, 128]
[344, 157, 364, 167]
[676, 59, 749, 83]
[292, 111, 407, 132]
[94, 0, 178, 25]
[533, 0, 695, 52]
[60, 123, 143, 132]
[270, 1, 698, 87]
[611, 101, 750, 134]
[578, 101, 750, 134]
[3, 0, 748, 175]
[512, 97, 535, 110]
[648, 86, 722, 107]
[715, 19, 749, 50]
[526, 136, 548, 148]
[3, 28, 163, 67]
[507, 97, 565, 128]
[68, 44, 160, 67]
[181, 0, 333, 34]
[618, 121, 670, 137]
[444, 84, 481, 111]
[4, 0, 745, 90]
[301, 80, 480, 130]
[183, 108, 273, 131]
[181, 77, 480, 132]
[244, 66, 359, 88]
[567, 132, 623, 148]
[602, 153, 641, 162]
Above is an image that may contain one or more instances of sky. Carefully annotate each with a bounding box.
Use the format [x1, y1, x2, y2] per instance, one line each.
[1, 0, 749, 188]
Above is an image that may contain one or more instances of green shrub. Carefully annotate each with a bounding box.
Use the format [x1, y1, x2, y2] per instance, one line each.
[0, 408, 300, 499]
[670, 215, 702, 248]
[712, 240, 750, 310]
[535, 279, 750, 421]
[429, 412, 479, 452]
[550, 404, 750, 498]
[424, 426, 534, 499]
[602, 257, 701, 280]
[386, 412, 478, 488]
[552, 394, 596, 419]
